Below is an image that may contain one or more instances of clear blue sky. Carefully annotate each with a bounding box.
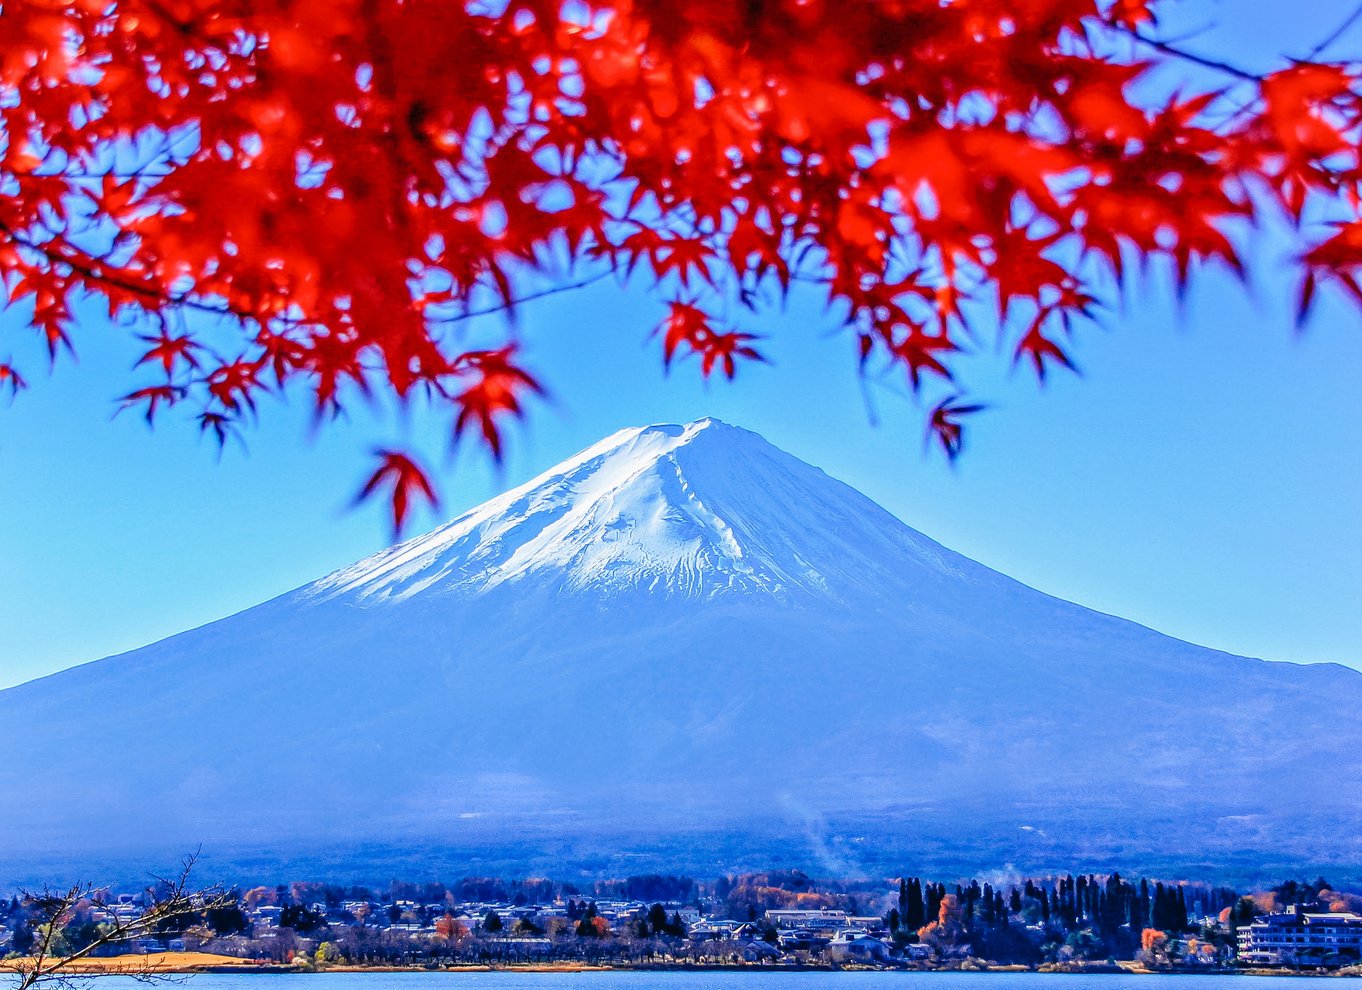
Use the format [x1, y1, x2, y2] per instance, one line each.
[1, 4, 1360, 690]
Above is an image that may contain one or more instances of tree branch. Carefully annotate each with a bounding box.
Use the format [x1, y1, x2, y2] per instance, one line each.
[425, 267, 617, 324]
[1124, 28, 1265, 83]
[10, 852, 227, 990]
[1306, 2, 1362, 61]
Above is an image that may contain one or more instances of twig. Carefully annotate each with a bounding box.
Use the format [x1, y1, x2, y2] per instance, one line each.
[1306, 2, 1362, 60]
[425, 267, 617, 324]
[11, 852, 228, 990]
[1124, 28, 1265, 83]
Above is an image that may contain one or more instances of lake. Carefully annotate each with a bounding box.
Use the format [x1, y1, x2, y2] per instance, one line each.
[40, 974, 1341, 990]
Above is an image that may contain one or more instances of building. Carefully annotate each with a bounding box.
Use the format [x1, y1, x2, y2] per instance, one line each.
[1237, 907, 1362, 966]
[825, 932, 892, 963]
[765, 909, 847, 930]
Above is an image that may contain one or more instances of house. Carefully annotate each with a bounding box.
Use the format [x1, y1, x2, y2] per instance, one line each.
[847, 916, 887, 933]
[825, 932, 891, 963]
[672, 906, 702, 925]
[686, 924, 724, 942]
[777, 929, 830, 951]
[1237, 907, 1362, 966]
[739, 939, 782, 962]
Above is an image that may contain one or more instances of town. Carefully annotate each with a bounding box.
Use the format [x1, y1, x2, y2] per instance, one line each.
[3, 871, 1361, 973]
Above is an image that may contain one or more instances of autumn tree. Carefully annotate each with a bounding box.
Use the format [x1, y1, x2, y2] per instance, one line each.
[918, 892, 968, 955]
[3, 1, 1362, 531]
[1138, 926, 1170, 967]
[434, 912, 470, 941]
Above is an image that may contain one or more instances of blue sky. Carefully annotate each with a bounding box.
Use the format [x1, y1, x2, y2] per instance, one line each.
[1, 4, 1360, 689]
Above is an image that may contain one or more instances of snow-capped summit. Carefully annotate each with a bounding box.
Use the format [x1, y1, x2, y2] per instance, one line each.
[2, 420, 1361, 883]
[309, 418, 962, 605]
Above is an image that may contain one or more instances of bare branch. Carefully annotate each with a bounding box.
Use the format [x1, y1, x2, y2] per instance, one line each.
[1306, 2, 1362, 61]
[1123, 27, 1266, 83]
[7, 853, 227, 990]
[424, 267, 618, 325]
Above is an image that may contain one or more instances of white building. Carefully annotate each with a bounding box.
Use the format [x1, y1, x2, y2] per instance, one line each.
[765, 909, 847, 929]
[1237, 907, 1362, 966]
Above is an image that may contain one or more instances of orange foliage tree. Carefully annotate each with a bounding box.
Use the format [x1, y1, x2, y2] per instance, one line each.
[918, 892, 967, 951]
[435, 913, 471, 940]
[3, 1, 1362, 530]
[1141, 927, 1169, 955]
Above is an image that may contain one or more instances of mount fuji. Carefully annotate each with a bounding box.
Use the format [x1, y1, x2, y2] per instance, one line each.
[3, 418, 1360, 883]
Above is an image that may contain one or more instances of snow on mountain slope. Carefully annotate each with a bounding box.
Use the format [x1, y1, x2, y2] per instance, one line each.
[308, 419, 966, 605]
[2, 418, 1361, 883]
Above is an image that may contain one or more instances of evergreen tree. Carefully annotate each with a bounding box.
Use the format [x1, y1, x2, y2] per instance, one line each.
[1061, 877, 1076, 929]
[647, 903, 669, 934]
[1102, 875, 1126, 934]
[483, 909, 503, 933]
[905, 879, 925, 930]
[926, 883, 942, 926]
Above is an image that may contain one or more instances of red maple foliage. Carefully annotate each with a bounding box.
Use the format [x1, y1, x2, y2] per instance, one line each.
[1, 1, 1358, 531]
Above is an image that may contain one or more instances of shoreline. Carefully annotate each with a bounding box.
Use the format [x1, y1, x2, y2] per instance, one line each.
[6, 953, 1359, 978]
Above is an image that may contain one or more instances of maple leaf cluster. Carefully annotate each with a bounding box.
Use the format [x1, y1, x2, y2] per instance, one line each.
[0, 0, 1358, 534]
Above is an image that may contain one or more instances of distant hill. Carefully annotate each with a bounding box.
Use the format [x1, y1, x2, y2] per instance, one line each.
[3, 418, 1359, 885]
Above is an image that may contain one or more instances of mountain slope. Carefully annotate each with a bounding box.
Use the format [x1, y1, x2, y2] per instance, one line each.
[308, 419, 969, 604]
[2, 419, 1359, 883]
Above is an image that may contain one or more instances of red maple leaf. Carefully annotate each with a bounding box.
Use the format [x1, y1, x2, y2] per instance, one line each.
[356, 449, 440, 539]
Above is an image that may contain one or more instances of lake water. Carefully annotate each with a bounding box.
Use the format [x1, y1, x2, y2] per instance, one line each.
[45, 974, 1341, 990]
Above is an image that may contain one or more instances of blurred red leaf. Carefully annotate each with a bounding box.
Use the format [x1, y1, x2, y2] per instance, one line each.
[0, 361, 25, 398]
[356, 450, 440, 540]
[450, 346, 543, 462]
[927, 395, 988, 461]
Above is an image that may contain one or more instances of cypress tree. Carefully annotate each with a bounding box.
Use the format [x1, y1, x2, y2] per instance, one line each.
[926, 883, 942, 924]
[907, 878, 925, 929]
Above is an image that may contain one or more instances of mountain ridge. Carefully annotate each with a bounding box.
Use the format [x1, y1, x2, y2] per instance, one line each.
[305, 418, 972, 607]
